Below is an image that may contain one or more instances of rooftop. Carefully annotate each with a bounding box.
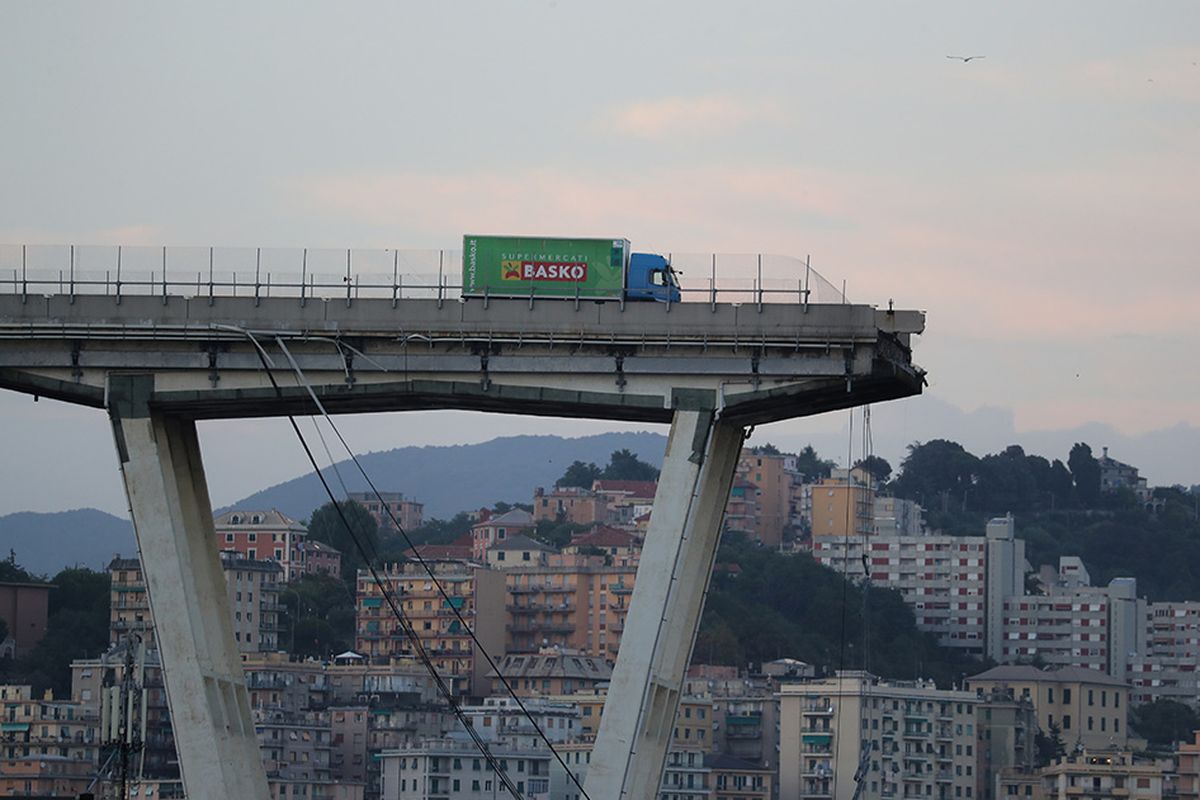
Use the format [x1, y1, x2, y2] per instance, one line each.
[968, 664, 1129, 688]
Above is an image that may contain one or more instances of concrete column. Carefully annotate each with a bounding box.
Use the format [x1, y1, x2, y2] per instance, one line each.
[585, 409, 744, 800]
[108, 375, 271, 800]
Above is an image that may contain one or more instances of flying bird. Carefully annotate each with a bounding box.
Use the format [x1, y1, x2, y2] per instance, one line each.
[946, 55, 986, 63]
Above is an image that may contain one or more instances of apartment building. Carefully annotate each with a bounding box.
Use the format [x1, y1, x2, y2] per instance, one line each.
[504, 558, 637, 659]
[1040, 750, 1163, 800]
[214, 509, 308, 580]
[533, 486, 606, 526]
[807, 470, 876, 539]
[734, 450, 795, 548]
[346, 491, 424, 532]
[965, 666, 1129, 751]
[592, 479, 658, 528]
[817, 517, 1025, 663]
[1178, 732, 1200, 800]
[0, 685, 96, 798]
[488, 649, 612, 697]
[487, 535, 554, 569]
[471, 509, 536, 560]
[1001, 575, 1145, 678]
[355, 561, 506, 697]
[974, 689, 1038, 800]
[302, 540, 343, 576]
[546, 740, 726, 800]
[462, 696, 581, 748]
[1128, 601, 1200, 707]
[778, 672, 979, 800]
[110, 552, 283, 653]
[725, 480, 761, 538]
[562, 526, 641, 566]
[71, 647, 177, 780]
[379, 738, 553, 799]
[705, 753, 773, 800]
[255, 707, 335, 797]
[873, 495, 926, 536]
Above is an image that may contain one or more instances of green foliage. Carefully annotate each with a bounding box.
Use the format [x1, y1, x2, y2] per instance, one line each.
[0, 566, 110, 695]
[0, 551, 42, 583]
[794, 445, 835, 481]
[308, 500, 379, 580]
[697, 540, 987, 686]
[854, 455, 892, 485]
[556, 461, 602, 489]
[555, 449, 660, 488]
[1130, 700, 1200, 747]
[290, 618, 346, 659]
[891, 440, 979, 509]
[751, 443, 781, 456]
[280, 573, 356, 657]
[532, 519, 589, 549]
[1068, 443, 1101, 507]
[602, 449, 659, 482]
[1035, 722, 1066, 766]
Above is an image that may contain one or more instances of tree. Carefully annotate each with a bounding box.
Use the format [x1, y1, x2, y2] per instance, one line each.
[1130, 700, 1200, 747]
[307, 500, 379, 580]
[794, 445, 835, 481]
[602, 449, 659, 482]
[0, 551, 41, 583]
[751, 443, 781, 456]
[891, 440, 979, 506]
[556, 460, 602, 489]
[1035, 722, 1066, 766]
[1068, 443, 1101, 507]
[854, 455, 892, 485]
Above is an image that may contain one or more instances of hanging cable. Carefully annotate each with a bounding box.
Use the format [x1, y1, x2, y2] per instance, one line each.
[266, 333, 593, 800]
[237, 332, 526, 800]
[832, 405, 856, 789]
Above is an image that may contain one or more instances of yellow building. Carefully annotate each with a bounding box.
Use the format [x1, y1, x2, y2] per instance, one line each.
[808, 471, 875, 539]
[966, 665, 1129, 751]
[355, 561, 505, 696]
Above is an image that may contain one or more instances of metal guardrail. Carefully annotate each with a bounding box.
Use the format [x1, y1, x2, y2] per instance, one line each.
[0, 244, 849, 309]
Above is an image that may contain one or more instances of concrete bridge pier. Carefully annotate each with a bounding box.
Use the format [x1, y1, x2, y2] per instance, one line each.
[107, 374, 272, 800]
[585, 409, 745, 800]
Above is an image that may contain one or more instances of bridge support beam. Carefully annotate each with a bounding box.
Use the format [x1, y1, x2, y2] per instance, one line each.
[585, 409, 744, 799]
[108, 375, 271, 800]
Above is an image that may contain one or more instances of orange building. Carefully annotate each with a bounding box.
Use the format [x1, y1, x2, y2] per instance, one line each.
[735, 450, 794, 548]
[355, 561, 505, 697]
[504, 558, 636, 659]
[1176, 731, 1200, 800]
[533, 486, 606, 526]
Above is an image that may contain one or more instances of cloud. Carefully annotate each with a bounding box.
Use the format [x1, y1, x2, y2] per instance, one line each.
[606, 95, 775, 140]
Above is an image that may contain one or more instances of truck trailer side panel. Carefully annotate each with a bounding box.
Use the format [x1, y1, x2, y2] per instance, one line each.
[462, 235, 630, 299]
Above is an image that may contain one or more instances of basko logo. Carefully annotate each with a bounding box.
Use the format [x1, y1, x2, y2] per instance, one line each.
[501, 260, 588, 282]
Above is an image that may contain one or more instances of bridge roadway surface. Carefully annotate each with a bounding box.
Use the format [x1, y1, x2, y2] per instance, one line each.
[0, 293, 924, 423]
[0, 291, 925, 800]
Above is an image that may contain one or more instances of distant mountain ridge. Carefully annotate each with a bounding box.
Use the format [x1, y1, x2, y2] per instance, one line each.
[0, 509, 136, 577]
[221, 431, 670, 522]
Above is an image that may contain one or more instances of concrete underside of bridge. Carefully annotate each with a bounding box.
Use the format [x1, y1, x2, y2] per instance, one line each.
[0, 294, 925, 799]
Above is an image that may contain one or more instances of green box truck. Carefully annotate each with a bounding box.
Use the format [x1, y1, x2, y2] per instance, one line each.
[461, 235, 679, 302]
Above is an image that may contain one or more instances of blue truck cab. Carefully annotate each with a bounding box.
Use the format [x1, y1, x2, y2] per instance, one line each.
[625, 252, 681, 303]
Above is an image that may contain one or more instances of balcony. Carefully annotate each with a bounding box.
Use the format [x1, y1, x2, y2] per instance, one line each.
[803, 703, 834, 715]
